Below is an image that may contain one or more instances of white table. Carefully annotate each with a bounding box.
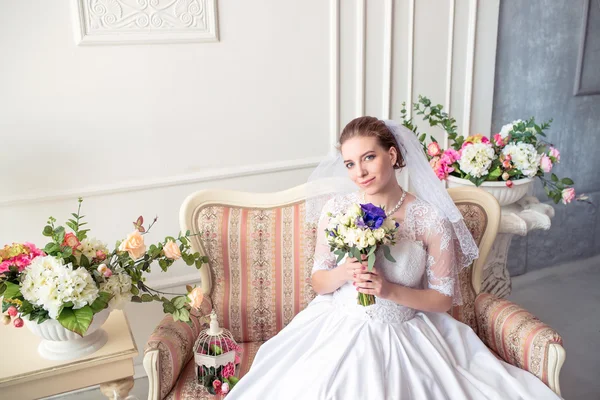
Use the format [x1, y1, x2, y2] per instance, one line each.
[481, 196, 555, 297]
[0, 310, 138, 400]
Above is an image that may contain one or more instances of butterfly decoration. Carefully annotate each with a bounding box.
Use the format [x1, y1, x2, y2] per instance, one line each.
[133, 216, 145, 233]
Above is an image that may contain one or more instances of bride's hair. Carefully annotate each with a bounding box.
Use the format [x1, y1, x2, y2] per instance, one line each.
[339, 116, 406, 169]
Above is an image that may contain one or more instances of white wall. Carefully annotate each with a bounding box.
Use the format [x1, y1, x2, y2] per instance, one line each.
[0, 0, 499, 379]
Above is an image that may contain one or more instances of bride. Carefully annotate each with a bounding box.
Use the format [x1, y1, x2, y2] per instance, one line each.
[226, 117, 561, 399]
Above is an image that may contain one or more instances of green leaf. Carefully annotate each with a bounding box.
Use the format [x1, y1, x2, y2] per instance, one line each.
[2, 300, 10, 312]
[80, 254, 90, 268]
[551, 173, 559, 182]
[42, 225, 54, 237]
[382, 245, 396, 263]
[367, 252, 375, 272]
[90, 292, 112, 313]
[57, 306, 93, 337]
[141, 294, 153, 302]
[54, 226, 66, 244]
[62, 246, 73, 257]
[163, 301, 176, 314]
[195, 259, 203, 269]
[561, 178, 574, 185]
[0, 283, 6, 297]
[487, 166, 502, 181]
[131, 296, 143, 303]
[44, 243, 60, 254]
[228, 376, 240, 387]
[178, 307, 190, 322]
[335, 251, 345, 264]
[3, 282, 21, 299]
[172, 296, 187, 309]
[130, 285, 139, 296]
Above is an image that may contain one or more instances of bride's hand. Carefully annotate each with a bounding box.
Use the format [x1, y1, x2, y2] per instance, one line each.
[353, 267, 392, 300]
[337, 255, 367, 282]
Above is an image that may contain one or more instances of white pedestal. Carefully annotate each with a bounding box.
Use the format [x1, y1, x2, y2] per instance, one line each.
[481, 196, 555, 297]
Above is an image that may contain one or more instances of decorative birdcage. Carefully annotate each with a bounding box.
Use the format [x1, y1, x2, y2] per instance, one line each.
[193, 310, 240, 395]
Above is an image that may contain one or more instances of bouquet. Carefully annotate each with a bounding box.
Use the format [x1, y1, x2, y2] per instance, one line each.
[401, 96, 587, 205]
[325, 202, 399, 306]
[0, 198, 208, 335]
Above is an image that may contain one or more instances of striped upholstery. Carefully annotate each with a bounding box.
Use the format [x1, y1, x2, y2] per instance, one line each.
[196, 203, 318, 343]
[164, 341, 265, 400]
[145, 298, 213, 400]
[448, 203, 488, 335]
[475, 292, 563, 385]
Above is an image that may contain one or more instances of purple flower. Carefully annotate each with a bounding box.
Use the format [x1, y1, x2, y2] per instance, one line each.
[360, 203, 387, 229]
[355, 217, 367, 228]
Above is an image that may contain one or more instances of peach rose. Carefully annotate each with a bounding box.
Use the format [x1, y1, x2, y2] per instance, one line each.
[540, 155, 553, 173]
[561, 188, 575, 204]
[188, 287, 204, 310]
[427, 142, 441, 157]
[163, 240, 181, 260]
[62, 233, 81, 250]
[118, 231, 146, 260]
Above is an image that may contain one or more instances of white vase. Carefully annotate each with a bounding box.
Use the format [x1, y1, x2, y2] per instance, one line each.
[446, 175, 535, 206]
[24, 308, 111, 361]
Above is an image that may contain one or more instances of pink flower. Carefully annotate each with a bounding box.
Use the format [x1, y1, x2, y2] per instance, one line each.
[62, 233, 81, 250]
[461, 141, 473, 149]
[427, 142, 441, 157]
[549, 147, 560, 162]
[561, 188, 575, 204]
[97, 264, 112, 277]
[222, 362, 235, 379]
[493, 133, 504, 147]
[540, 155, 553, 173]
[13, 317, 23, 328]
[213, 380, 222, 394]
[506, 180, 513, 188]
[441, 149, 460, 164]
[480, 136, 490, 144]
[188, 287, 204, 310]
[95, 250, 107, 261]
[430, 156, 454, 180]
[221, 382, 230, 394]
[7, 306, 18, 317]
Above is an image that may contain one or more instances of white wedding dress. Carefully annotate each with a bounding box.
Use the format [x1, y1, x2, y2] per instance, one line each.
[227, 193, 561, 400]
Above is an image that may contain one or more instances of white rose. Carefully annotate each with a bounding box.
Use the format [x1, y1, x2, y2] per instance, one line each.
[373, 228, 385, 241]
[458, 142, 496, 178]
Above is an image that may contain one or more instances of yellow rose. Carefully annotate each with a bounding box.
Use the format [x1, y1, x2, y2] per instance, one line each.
[163, 240, 181, 260]
[118, 231, 147, 260]
[188, 287, 204, 310]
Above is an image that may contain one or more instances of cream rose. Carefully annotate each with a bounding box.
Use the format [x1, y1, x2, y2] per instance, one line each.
[188, 287, 204, 310]
[163, 240, 181, 260]
[118, 231, 147, 260]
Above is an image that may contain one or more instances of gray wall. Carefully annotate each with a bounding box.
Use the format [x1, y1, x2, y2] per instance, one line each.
[492, 0, 600, 276]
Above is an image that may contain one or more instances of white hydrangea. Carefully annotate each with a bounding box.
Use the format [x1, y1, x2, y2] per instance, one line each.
[499, 119, 523, 138]
[502, 143, 542, 178]
[21, 256, 99, 319]
[458, 142, 496, 178]
[99, 273, 133, 310]
[75, 237, 109, 263]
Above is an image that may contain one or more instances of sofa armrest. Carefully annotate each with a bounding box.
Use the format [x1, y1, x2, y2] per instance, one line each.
[144, 297, 213, 400]
[475, 292, 564, 396]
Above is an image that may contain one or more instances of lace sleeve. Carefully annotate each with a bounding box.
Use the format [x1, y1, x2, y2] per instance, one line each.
[411, 200, 463, 305]
[311, 198, 340, 275]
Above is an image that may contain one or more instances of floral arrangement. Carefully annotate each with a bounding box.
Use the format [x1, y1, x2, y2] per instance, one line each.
[325, 203, 399, 306]
[0, 198, 207, 335]
[401, 96, 585, 205]
[196, 337, 242, 395]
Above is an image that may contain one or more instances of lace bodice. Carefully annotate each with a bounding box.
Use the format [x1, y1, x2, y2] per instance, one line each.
[311, 192, 457, 323]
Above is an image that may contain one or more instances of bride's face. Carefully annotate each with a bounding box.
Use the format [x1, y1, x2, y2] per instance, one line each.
[341, 136, 397, 195]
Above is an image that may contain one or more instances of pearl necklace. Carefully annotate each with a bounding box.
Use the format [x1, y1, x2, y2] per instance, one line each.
[361, 189, 407, 217]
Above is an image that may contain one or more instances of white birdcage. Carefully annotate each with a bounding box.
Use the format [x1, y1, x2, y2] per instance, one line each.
[193, 310, 237, 383]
